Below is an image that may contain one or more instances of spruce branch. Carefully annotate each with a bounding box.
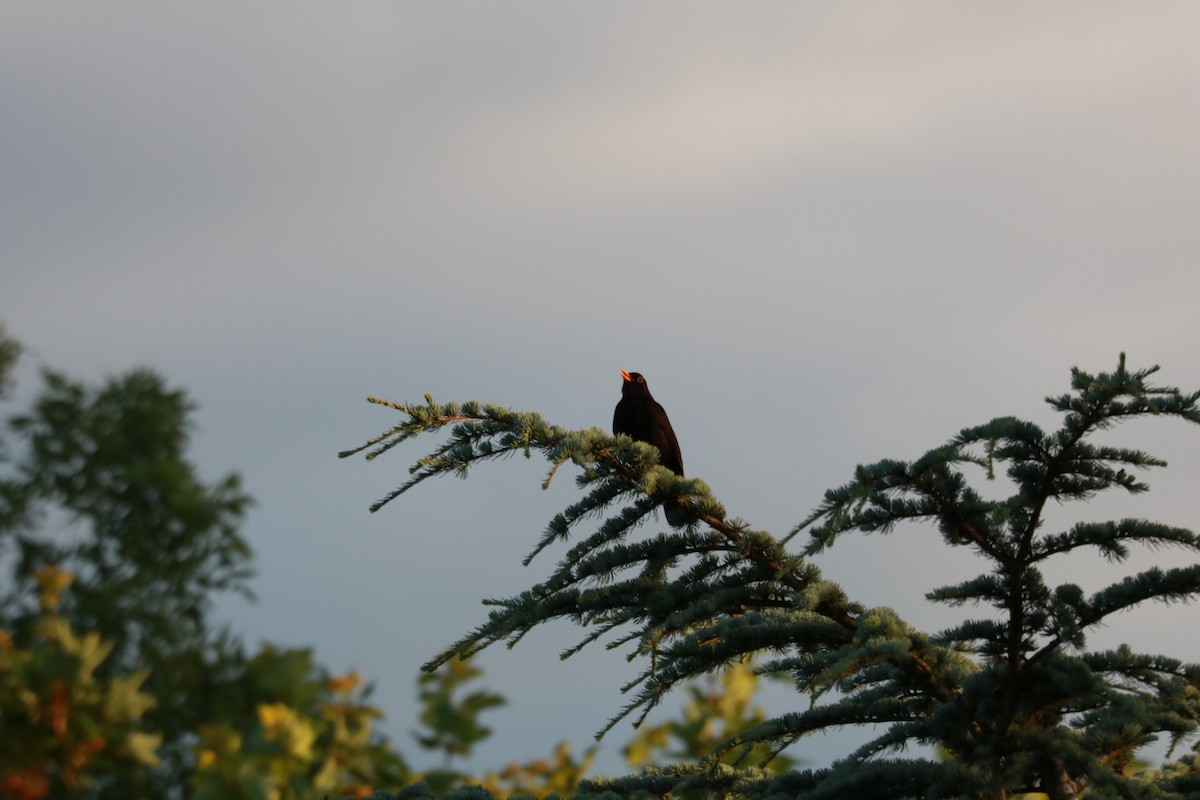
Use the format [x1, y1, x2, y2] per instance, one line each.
[1033, 520, 1200, 563]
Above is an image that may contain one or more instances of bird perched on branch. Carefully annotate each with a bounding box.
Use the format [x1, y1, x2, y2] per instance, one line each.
[613, 370, 684, 476]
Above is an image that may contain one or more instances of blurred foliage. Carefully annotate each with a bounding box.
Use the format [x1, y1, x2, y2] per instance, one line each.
[0, 327, 401, 799]
[480, 741, 595, 799]
[405, 653, 711, 799]
[406, 655, 781, 799]
[623, 659, 795, 775]
[189, 647, 409, 800]
[0, 566, 160, 799]
[0, 329, 254, 795]
[2, 367, 254, 668]
[411, 655, 505, 796]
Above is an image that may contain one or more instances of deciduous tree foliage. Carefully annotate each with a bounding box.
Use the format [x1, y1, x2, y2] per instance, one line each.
[0, 566, 161, 798]
[0, 324, 256, 797]
[344, 356, 1200, 799]
[413, 655, 506, 795]
[0, 325, 407, 800]
[1, 366, 254, 670]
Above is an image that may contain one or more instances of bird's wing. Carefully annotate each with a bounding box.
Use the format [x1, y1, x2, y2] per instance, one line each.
[613, 400, 629, 436]
[653, 403, 684, 475]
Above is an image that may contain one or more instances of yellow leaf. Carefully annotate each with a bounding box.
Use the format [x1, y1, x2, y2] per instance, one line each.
[256, 702, 316, 761]
[126, 731, 163, 768]
[328, 669, 363, 695]
[723, 663, 757, 706]
[257, 702, 290, 731]
[313, 757, 340, 791]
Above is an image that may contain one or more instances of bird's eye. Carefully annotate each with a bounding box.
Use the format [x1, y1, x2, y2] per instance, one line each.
[637, 376, 645, 383]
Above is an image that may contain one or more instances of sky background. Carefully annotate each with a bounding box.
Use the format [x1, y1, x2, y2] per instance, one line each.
[3, 2, 1199, 778]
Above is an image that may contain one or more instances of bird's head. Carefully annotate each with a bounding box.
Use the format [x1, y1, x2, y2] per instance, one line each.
[621, 370, 650, 395]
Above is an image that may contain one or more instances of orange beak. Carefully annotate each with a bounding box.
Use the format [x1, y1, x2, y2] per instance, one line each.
[621, 369, 632, 382]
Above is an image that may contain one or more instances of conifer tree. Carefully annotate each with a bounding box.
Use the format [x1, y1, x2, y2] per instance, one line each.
[343, 356, 1200, 800]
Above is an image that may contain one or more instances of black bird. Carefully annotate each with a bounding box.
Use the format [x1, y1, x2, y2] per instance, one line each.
[613, 370, 684, 476]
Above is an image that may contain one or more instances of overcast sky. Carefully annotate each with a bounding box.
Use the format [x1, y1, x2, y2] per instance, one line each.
[3, 2, 1198, 778]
